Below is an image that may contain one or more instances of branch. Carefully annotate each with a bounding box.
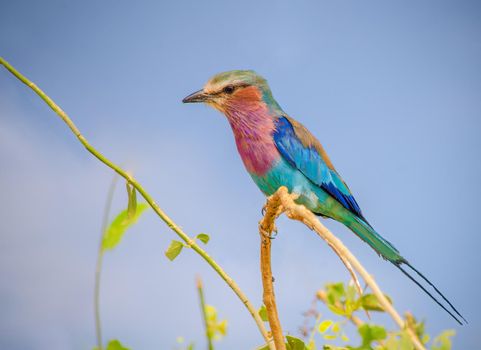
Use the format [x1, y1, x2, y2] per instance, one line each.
[0, 57, 273, 348]
[261, 187, 426, 350]
[259, 193, 286, 350]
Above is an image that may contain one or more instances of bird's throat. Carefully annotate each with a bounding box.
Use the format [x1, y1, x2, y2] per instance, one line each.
[224, 100, 280, 176]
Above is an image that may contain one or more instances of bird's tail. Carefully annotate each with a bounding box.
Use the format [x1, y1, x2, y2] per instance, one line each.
[344, 214, 466, 325]
[345, 215, 403, 263]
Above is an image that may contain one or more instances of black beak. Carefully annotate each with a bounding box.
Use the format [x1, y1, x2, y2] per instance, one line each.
[182, 89, 209, 103]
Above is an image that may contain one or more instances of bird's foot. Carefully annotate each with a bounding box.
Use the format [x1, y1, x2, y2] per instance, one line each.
[270, 225, 278, 239]
[260, 226, 278, 240]
[261, 204, 267, 216]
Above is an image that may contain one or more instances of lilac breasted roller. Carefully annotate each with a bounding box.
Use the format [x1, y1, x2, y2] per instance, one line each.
[183, 70, 465, 325]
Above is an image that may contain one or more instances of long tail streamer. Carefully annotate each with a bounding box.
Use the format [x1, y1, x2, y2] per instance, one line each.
[396, 261, 465, 325]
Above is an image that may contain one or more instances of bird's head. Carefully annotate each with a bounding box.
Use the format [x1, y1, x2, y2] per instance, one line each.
[182, 70, 280, 115]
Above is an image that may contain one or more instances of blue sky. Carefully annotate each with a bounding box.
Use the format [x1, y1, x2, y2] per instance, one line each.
[1, 1, 480, 349]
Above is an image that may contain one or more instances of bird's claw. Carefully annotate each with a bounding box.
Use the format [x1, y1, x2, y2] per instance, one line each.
[261, 204, 268, 216]
[260, 227, 278, 240]
[270, 225, 279, 239]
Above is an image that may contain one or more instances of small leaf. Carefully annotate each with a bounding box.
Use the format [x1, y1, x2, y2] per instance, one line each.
[196, 233, 210, 244]
[432, 330, 455, 350]
[326, 283, 345, 304]
[327, 304, 347, 316]
[399, 331, 414, 350]
[258, 304, 269, 322]
[360, 293, 391, 312]
[358, 324, 387, 346]
[205, 304, 217, 320]
[165, 240, 184, 261]
[341, 333, 349, 342]
[323, 334, 337, 340]
[217, 319, 228, 336]
[102, 203, 148, 251]
[126, 182, 137, 220]
[286, 335, 308, 350]
[332, 322, 341, 333]
[318, 320, 333, 333]
[106, 340, 130, 350]
[345, 283, 357, 302]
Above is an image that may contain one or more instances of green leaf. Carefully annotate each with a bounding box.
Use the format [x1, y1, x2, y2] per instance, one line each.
[344, 299, 357, 316]
[286, 335, 308, 350]
[345, 283, 357, 302]
[202, 304, 228, 341]
[258, 304, 269, 322]
[196, 233, 210, 244]
[102, 203, 148, 251]
[399, 331, 415, 350]
[327, 304, 347, 316]
[332, 322, 341, 333]
[360, 293, 392, 312]
[165, 240, 184, 261]
[216, 319, 228, 336]
[326, 283, 345, 304]
[106, 340, 130, 350]
[358, 324, 387, 346]
[318, 320, 333, 333]
[126, 182, 137, 220]
[432, 330, 455, 350]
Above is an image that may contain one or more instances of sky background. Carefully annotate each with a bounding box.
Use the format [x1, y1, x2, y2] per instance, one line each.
[1, 1, 480, 349]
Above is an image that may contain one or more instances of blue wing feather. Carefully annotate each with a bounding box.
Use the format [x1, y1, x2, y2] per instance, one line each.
[273, 116, 365, 220]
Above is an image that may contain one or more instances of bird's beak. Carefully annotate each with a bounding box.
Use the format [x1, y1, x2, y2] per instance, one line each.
[182, 89, 210, 103]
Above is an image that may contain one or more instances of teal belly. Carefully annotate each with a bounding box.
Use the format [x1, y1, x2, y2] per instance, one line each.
[249, 158, 334, 214]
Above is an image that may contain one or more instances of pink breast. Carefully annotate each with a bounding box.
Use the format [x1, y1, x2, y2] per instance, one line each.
[226, 101, 280, 176]
[234, 135, 279, 175]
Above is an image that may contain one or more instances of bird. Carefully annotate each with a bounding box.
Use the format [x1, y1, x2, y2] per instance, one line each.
[182, 70, 465, 325]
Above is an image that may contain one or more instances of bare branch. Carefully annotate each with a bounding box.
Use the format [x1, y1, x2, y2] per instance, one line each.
[259, 193, 286, 349]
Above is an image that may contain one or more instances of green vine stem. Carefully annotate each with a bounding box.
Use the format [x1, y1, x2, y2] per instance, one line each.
[94, 174, 120, 350]
[196, 276, 214, 350]
[0, 57, 273, 349]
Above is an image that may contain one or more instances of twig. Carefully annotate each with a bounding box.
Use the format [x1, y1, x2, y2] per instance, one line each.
[0, 57, 272, 348]
[262, 187, 426, 350]
[196, 276, 214, 350]
[94, 174, 119, 350]
[307, 312, 322, 348]
[259, 190, 287, 350]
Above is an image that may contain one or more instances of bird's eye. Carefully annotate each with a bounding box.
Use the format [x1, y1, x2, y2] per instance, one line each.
[223, 85, 236, 94]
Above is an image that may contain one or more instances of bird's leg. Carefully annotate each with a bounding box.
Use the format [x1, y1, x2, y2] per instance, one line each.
[260, 190, 286, 239]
